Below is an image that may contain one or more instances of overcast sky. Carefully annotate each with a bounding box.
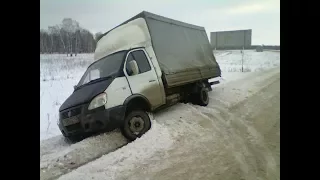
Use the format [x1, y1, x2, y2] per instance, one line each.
[40, 0, 280, 45]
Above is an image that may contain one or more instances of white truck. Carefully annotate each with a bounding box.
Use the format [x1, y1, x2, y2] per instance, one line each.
[58, 11, 221, 141]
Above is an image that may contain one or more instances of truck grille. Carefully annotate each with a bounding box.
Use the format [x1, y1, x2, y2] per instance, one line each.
[61, 106, 82, 119]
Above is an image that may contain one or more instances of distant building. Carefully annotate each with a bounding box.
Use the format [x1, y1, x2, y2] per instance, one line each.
[210, 29, 252, 50]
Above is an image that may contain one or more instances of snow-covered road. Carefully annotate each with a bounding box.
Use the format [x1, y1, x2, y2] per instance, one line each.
[40, 66, 280, 180]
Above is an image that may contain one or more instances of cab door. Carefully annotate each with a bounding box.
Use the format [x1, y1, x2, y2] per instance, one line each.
[123, 48, 163, 109]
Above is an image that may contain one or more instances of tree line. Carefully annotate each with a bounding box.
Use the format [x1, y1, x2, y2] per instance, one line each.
[40, 18, 103, 55]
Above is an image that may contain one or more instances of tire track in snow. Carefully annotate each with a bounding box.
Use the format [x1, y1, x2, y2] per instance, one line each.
[40, 136, 70, 159]
[186, 104, 258, 179]
[40, 119, 173, 180]
[40, 131, 128, 180]
[179, 72, 280, 180]
[57, 121, 173, 180]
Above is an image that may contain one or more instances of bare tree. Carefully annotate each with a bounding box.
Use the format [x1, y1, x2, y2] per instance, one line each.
[40, 18, 96, 54]
[62, 18, 80, 56]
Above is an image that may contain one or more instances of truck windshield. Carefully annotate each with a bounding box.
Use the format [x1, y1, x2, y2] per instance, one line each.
[77, 51, 126, 86]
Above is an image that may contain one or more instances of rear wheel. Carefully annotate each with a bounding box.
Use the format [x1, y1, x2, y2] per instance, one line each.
[121, 110, 151, 141]
[192, 86, 209, 106]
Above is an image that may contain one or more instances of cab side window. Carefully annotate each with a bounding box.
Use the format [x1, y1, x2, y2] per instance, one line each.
[132, 50, 151, 73]
[126, 50, 151, 76]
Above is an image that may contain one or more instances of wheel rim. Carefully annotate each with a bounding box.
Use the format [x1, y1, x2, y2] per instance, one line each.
[128, 116, 145, 135]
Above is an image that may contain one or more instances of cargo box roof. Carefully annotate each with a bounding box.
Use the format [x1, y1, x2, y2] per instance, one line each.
[100, 11, 205, 39]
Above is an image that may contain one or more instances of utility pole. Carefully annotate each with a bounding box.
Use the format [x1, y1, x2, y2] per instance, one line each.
[241, 47, 244, 72]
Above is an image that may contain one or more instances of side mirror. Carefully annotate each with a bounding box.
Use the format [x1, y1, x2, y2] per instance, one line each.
[128, 60, 139, 76]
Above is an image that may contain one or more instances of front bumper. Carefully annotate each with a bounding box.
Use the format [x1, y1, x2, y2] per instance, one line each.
[58, 104, 126, 137]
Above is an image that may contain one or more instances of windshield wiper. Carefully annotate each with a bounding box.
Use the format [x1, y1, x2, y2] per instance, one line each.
[75, 76, 112, 90]
[87, 76, 112, 85]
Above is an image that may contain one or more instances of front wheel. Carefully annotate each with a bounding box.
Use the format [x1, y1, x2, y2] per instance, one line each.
[121, 110, 151, 141]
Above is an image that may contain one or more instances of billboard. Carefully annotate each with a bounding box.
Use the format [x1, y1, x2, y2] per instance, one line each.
[210, 29, 252, 49]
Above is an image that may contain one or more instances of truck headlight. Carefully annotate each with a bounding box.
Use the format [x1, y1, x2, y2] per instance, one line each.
[88, 93, 107, 110]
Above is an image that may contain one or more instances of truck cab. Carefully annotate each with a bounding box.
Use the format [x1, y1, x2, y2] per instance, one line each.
[58, 48, 164, 142]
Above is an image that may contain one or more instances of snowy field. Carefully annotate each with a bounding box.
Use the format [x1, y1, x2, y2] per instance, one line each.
[214, 50, 280, 73]
[40, 54, 94, 140]
[40, 50, 280, 180]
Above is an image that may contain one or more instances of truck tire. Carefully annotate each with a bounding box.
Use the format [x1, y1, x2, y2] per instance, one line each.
[193, 87, 209, 106]
[121, 110, 151, 141]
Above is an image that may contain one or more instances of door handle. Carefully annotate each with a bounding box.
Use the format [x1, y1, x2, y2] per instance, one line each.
[149, 80, 156, 82]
